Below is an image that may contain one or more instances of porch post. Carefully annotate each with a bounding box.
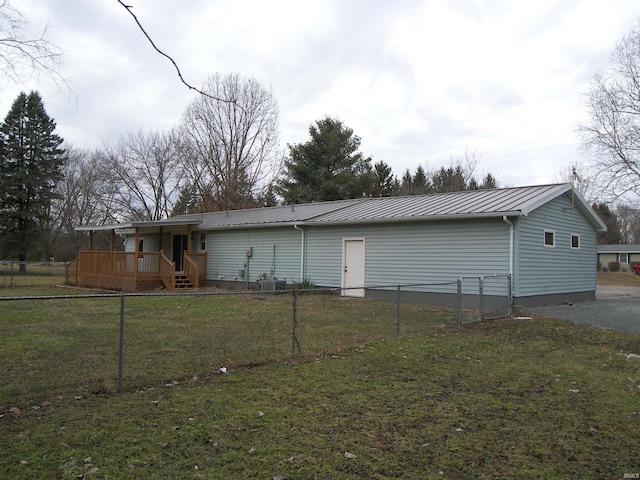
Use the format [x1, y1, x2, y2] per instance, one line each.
[186, 224, 193, 268]
[110, 229, 116, 277]
[134, 227, 140, 281]
[158, 226, 164, 273]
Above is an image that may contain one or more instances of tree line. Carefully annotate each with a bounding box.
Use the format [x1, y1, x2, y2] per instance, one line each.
[0, 73, 502, 263]
[6, 6, 640, 264]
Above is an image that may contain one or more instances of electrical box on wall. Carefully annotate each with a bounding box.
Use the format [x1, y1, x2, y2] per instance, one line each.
[245, 247, 253, 258]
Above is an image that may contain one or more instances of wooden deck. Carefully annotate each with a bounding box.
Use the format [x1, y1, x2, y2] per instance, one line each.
[66, 250, 206, 292]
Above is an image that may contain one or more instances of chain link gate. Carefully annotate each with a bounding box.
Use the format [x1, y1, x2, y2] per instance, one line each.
[457, 274, 512, 329]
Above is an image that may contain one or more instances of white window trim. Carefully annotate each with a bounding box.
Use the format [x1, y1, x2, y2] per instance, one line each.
[570, 233, 580, 250]
[544, 229, 555, 248]
[618, 253, 630, 264]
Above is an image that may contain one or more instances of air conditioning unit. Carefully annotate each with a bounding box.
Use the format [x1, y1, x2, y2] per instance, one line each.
[260, 279, 286, 291]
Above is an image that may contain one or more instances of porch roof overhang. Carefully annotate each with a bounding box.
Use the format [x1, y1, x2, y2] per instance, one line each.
[76, 217, 203, 233]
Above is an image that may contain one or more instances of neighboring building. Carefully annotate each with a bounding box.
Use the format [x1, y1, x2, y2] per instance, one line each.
[597, 244, 640, 272]
[72, 183, 606, 307]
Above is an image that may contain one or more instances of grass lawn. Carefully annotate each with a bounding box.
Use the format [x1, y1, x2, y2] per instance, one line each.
[1, 277, 639, 478]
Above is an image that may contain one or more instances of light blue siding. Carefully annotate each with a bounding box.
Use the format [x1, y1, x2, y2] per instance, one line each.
[305, 219, 510, 294]
[515, 194, 597, 297]
[207, 228, 302, 283]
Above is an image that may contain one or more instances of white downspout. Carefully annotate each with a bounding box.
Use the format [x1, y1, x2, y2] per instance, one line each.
[502, 216, 514, 299]
[293, 224, 305, 282]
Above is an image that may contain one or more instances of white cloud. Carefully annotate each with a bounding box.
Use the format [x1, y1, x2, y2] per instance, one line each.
[0, 0, 638, 187]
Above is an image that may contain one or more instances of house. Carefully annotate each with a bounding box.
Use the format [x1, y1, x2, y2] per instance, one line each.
[70, 183, 606, 307]
[597, 244, 640, 272]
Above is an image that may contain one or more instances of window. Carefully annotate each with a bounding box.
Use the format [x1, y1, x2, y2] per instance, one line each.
[618, 253, 630, 264]
[544, 230, 555, 247]
[199, 233, 206, 251]
[570, 234, 580, 249]
[138, 238, 144, 252]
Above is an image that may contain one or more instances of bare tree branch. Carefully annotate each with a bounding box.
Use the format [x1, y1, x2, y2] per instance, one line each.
[579, 20, 640, 207]
[0, 0, 68, 88]
[116, 0, 233, 103]
[178, 73, 280, 211]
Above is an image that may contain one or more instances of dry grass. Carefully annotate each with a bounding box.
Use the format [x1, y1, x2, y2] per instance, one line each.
[597, 271, 640, 287]
[2, 316, 639, 479]
[2, 272, 640, 478]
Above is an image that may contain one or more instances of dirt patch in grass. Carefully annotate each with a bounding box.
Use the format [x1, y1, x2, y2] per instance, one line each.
[598, 271, 640, 287]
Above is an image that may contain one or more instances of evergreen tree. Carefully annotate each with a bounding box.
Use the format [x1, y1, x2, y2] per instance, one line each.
[411, 165, 432, 194]
[399, 169, 414, 195]
[372, 160, 397, 197]
[0, 91, 64, 268]
[592, 202, 623, 244]
[431, 165, 467, 193]
[170, 183, 200, 216]
[480, 173, 498, 189]
[276, 117, 373, 203]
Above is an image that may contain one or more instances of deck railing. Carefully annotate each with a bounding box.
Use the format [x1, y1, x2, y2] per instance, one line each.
[68, 250, 179, 291]
[183, 253, 199, 288]
[159, 252, 175, 290]
[67, 250, 207, 292]
[185, 252, 207, 287]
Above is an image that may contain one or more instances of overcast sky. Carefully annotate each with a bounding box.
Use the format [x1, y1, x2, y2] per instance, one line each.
[1, 0, 638, 187]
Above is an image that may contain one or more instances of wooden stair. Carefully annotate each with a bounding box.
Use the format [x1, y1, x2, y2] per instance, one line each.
[174, 273, 194, 289]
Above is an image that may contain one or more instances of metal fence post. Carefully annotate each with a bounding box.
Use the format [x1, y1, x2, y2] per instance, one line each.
[507, 274, 513, 316]
[117, 294, 125, 393]
[457, 278, 462, 330]
[291, 289, 297, 356]
[478, 277, 484, 322]
[396, 285, 401, 336]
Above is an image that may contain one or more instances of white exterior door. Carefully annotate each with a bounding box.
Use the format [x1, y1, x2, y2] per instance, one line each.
[342, 239, 365, 297]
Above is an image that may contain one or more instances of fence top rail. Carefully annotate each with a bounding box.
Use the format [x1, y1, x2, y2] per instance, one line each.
[0, 281, 463, 302]
[458, 274, 511, 280]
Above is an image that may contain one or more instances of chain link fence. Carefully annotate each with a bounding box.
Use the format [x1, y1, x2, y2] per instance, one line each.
[0, 276, 511, 406]
[0, 261, 67, 288]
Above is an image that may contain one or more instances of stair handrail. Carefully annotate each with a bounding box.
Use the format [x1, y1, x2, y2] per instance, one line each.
[183, 252, 199, 288]
[159, 250, 175, 290]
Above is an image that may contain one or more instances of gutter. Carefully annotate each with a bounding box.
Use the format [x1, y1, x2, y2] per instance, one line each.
[202, 211, 526, 231]
[293, 224, 305, 282]
[502, 216, 514, 297]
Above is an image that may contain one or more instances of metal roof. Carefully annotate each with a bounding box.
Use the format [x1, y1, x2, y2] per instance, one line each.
[76, 183, 607, 232]
[198, 198, 362, 229]
[309, 184, 571, 223]
[196, 183, 606, 231]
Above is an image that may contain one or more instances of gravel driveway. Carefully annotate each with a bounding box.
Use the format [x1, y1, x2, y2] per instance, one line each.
[528, 286, 640, 334]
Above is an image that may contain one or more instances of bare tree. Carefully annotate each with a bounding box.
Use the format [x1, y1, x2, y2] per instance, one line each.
[179, 73, 280, 211]
[616, 203, 640, 243]
[56, 146, 116, 229]
[554, 163, 595, 201]
[101, 130, 185, 221]
[0, 0, 65, 85]
[578, 21, 640, 207]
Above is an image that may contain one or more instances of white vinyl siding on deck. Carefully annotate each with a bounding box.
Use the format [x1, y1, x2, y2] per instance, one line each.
[516, 194, 596, 297]
[124, 233, 171, 253]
